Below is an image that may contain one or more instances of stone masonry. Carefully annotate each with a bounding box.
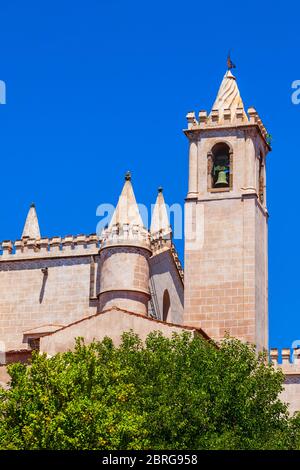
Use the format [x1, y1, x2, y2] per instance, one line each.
[0, 237, 99, 351]
[0, 178, 184, 355]
[183, 71, 269, 351]
[0, 66, 299, 415]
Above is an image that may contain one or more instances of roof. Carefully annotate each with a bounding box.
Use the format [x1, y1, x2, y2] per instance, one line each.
[22, 204, 41, 239]
[108, 176, 144, 229]
[23, 324, 65, 335]
[210, 69, 248, 122]
[40, 306, 211, 342]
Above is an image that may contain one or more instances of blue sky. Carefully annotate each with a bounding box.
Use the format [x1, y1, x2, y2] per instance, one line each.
[0, 0, 299, 349]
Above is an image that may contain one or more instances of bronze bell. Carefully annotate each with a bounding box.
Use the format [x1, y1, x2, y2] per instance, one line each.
[215, 170, 228, 187]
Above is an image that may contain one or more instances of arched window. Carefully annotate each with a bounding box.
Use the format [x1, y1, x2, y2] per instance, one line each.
[162, 289, 171, 322]
[208, 143, 232, 191]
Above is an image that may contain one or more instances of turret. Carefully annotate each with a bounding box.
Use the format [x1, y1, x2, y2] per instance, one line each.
[98, 172, 152, 315]
[150, 187, 172, 239]
[150, 186, 172, 254]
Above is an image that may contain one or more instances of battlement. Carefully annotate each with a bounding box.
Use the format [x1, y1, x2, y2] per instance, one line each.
[171, 243, 184, 282]
[100, 223, 151, 250]
[187, 108, 248, 127]
[185, 107, 270, 148]
[151, 229, 172, 250]
[248, 107, 269, 143]
[270, 348, 300, 374]
[0, 234, 100, 260]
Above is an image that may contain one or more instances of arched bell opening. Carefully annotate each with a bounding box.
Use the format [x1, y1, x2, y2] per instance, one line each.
[208, 142, 232, 191]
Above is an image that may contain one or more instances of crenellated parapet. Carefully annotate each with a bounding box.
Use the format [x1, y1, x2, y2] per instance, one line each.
[270, 348, 300, 374]
[0, 234, 100, 260]
[247, 107, 269, 145]
[185, 107, 270, 148]
[171, 243, 184, 282]
[151, 230, 172, 252]
[187, 108, 248, 127]
[184, 70, 270, 148]
[100, 223, 151, 251]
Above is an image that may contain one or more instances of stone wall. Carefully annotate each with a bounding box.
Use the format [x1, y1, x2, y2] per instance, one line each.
[40, 307, 203, 356]
[281, 376, 300, 416]
[183, 124, 269, 350]
[184, 196, 267, 347]
[270, 348, 300, 415]
[149, 248, 184, 324]
[0, 233, 186, 355]
[255, 202, 268, 351]
[99, 245, 151, 315]
[0, 237, 99, 351]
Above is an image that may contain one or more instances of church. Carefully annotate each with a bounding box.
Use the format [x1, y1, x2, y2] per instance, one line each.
[0, 68, 299, 413]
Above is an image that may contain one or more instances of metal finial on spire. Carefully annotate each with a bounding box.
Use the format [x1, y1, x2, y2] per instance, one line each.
[125, 171, 131, 181]
[227, 51, 236, 70]
[158, 186, 163, 193]
[30, 202, 35, 208]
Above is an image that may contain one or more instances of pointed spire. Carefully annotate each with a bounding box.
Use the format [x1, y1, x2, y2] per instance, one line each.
[22, 203, 41, 239]
[210, 70, 248, 122]
[109, 172, 144, 228]
[150, 187, 171, 236]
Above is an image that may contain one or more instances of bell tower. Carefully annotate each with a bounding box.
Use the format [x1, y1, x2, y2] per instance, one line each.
[183, 68, 270, 350]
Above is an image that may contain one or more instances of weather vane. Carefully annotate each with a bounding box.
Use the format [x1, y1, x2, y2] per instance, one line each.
[227, 51, 236, 70]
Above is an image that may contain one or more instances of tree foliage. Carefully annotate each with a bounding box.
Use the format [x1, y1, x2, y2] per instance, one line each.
[0, 332, 298, 450]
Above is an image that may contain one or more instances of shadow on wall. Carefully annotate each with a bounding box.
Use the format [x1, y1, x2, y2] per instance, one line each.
[39, 268, 48, 304]
[163, 289, 171, 321]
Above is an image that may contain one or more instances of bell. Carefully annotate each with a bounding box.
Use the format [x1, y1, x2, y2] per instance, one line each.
[215, 170, 228, 187]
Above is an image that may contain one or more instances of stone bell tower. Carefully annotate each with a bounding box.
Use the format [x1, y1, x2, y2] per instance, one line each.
[183, 68, 270, 351]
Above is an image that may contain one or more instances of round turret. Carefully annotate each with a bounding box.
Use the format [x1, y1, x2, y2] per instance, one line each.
[98, 173, 152, 315]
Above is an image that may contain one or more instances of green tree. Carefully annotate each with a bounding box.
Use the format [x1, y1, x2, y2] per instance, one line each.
[0, 332, 297, 449]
